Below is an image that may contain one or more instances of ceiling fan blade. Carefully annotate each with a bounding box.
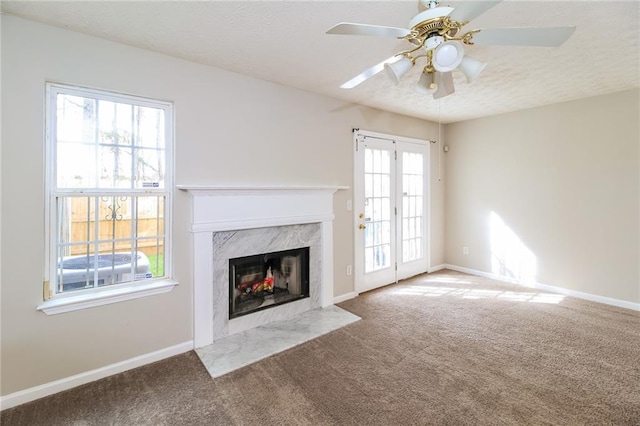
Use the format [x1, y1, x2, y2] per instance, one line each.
[448, 1, 502, 23]
[433, 72, 455, 99]
[472, 27, 576, 46]
[339, 56, 399, 89]
[326, 22, 411, 38]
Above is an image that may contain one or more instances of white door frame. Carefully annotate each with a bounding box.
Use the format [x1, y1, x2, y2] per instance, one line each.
[353, 129, 431, 294]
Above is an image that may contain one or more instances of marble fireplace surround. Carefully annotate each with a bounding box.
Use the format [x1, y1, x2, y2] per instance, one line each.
[178, 185, 347, 349]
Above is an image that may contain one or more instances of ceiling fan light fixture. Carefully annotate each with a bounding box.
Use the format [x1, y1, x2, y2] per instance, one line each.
[433, 41, 464, 72]
[457, 55, 487, 83]
[384, 56, 414, 85]
[416, 71, 438, 95]
[425, 35, 444, 51]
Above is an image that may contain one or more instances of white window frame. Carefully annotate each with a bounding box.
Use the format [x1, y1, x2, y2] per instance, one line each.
[38, 83, 178, 315]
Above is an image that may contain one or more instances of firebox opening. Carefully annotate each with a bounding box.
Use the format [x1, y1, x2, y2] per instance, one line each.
[229, 247, 310, 319]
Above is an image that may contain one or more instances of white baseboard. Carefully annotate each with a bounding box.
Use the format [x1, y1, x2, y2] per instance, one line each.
[334, 291, 358, 304]
[428, 264, 446, 273]
[443, 264, 640, 312]
[0, 341, 194, 411]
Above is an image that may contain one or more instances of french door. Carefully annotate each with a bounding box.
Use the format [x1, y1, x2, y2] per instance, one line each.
[354, 130, 429, 293]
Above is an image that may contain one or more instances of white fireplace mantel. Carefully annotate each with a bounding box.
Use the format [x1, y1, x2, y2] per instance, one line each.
[178, 184, 348, 348]
[177, 185, 348, 232]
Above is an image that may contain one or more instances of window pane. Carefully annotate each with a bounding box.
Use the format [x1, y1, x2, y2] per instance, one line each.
[58, 245, 98, 292]
[56, 92, 166, 190]
[136, 196, 164, 238]
[57, 143, 97, 188]
[135, 148, 165, 189]
[145, 239, 165, 278]
[67, 196, 95, 246]
[55, 195, 164, 293]
[57, 95, 96, 144]
[135, 106, 166, 148]
[97, 196, 131, 255]
[50, 84, 171, 295]
[99, 146, 133, 189]
[59, 251, 151, 289]
[98, 101, 133, 145]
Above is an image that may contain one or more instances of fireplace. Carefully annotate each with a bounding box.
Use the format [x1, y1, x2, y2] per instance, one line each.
[177, 184, 346, 348]
[229, 247, 310, 318]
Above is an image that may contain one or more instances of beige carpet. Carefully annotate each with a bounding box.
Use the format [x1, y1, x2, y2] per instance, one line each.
[3, 270, 639, 425]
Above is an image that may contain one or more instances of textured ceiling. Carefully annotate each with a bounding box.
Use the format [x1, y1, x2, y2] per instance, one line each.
[2, 0, 639, 123]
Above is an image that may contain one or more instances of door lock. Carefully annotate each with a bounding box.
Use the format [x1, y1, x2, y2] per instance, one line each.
[359, 224, 366, 230]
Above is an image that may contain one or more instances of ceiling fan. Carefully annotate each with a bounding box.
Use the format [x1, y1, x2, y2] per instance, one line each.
[326, 0, 575, 99]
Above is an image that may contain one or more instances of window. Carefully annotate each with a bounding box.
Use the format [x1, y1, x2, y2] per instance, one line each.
[42, 83, 175, 311]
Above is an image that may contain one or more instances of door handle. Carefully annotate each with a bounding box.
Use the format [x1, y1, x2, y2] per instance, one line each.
[359, 224, 366, 230]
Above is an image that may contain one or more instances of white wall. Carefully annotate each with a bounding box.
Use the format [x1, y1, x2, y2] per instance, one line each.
[445, 90, 640, 304]
[0, 14, 444, 396]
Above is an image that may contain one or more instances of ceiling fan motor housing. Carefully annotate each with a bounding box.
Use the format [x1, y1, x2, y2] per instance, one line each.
[409, 6, 454, 35]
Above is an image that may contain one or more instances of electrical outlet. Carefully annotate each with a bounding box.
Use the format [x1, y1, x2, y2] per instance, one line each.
[463, 246, 469, 255]
[346, 265, 353, 276]
[347, 200, 352, 211]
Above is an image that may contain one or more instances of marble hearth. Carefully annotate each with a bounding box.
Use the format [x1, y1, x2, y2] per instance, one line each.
[178, 185, 348, 349]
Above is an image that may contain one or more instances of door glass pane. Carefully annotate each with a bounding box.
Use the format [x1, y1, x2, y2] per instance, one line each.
[365, 198, 373, 223]
[365, 224, 373, 246]
[365, 149, 373, 173]
[365, 174, 373, 198]
[373, 198, 381, 221]
[381, 198, 390, 221]
[373, 174, 381, 197]
[381, 221, 391, 244]
[364, 147, 392, 272]
[373, 150, 381, 172]
[365, 247, 374, 272]
[373, 222, 381, 245]
[401, 152, 425, 263]
[381, 151, 390, 173]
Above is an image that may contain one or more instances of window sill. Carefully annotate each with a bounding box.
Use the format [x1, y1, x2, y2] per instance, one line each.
[37, 279, 179, 315]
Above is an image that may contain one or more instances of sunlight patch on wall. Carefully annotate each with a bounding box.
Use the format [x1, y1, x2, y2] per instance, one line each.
[490, 212, 538, 285]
